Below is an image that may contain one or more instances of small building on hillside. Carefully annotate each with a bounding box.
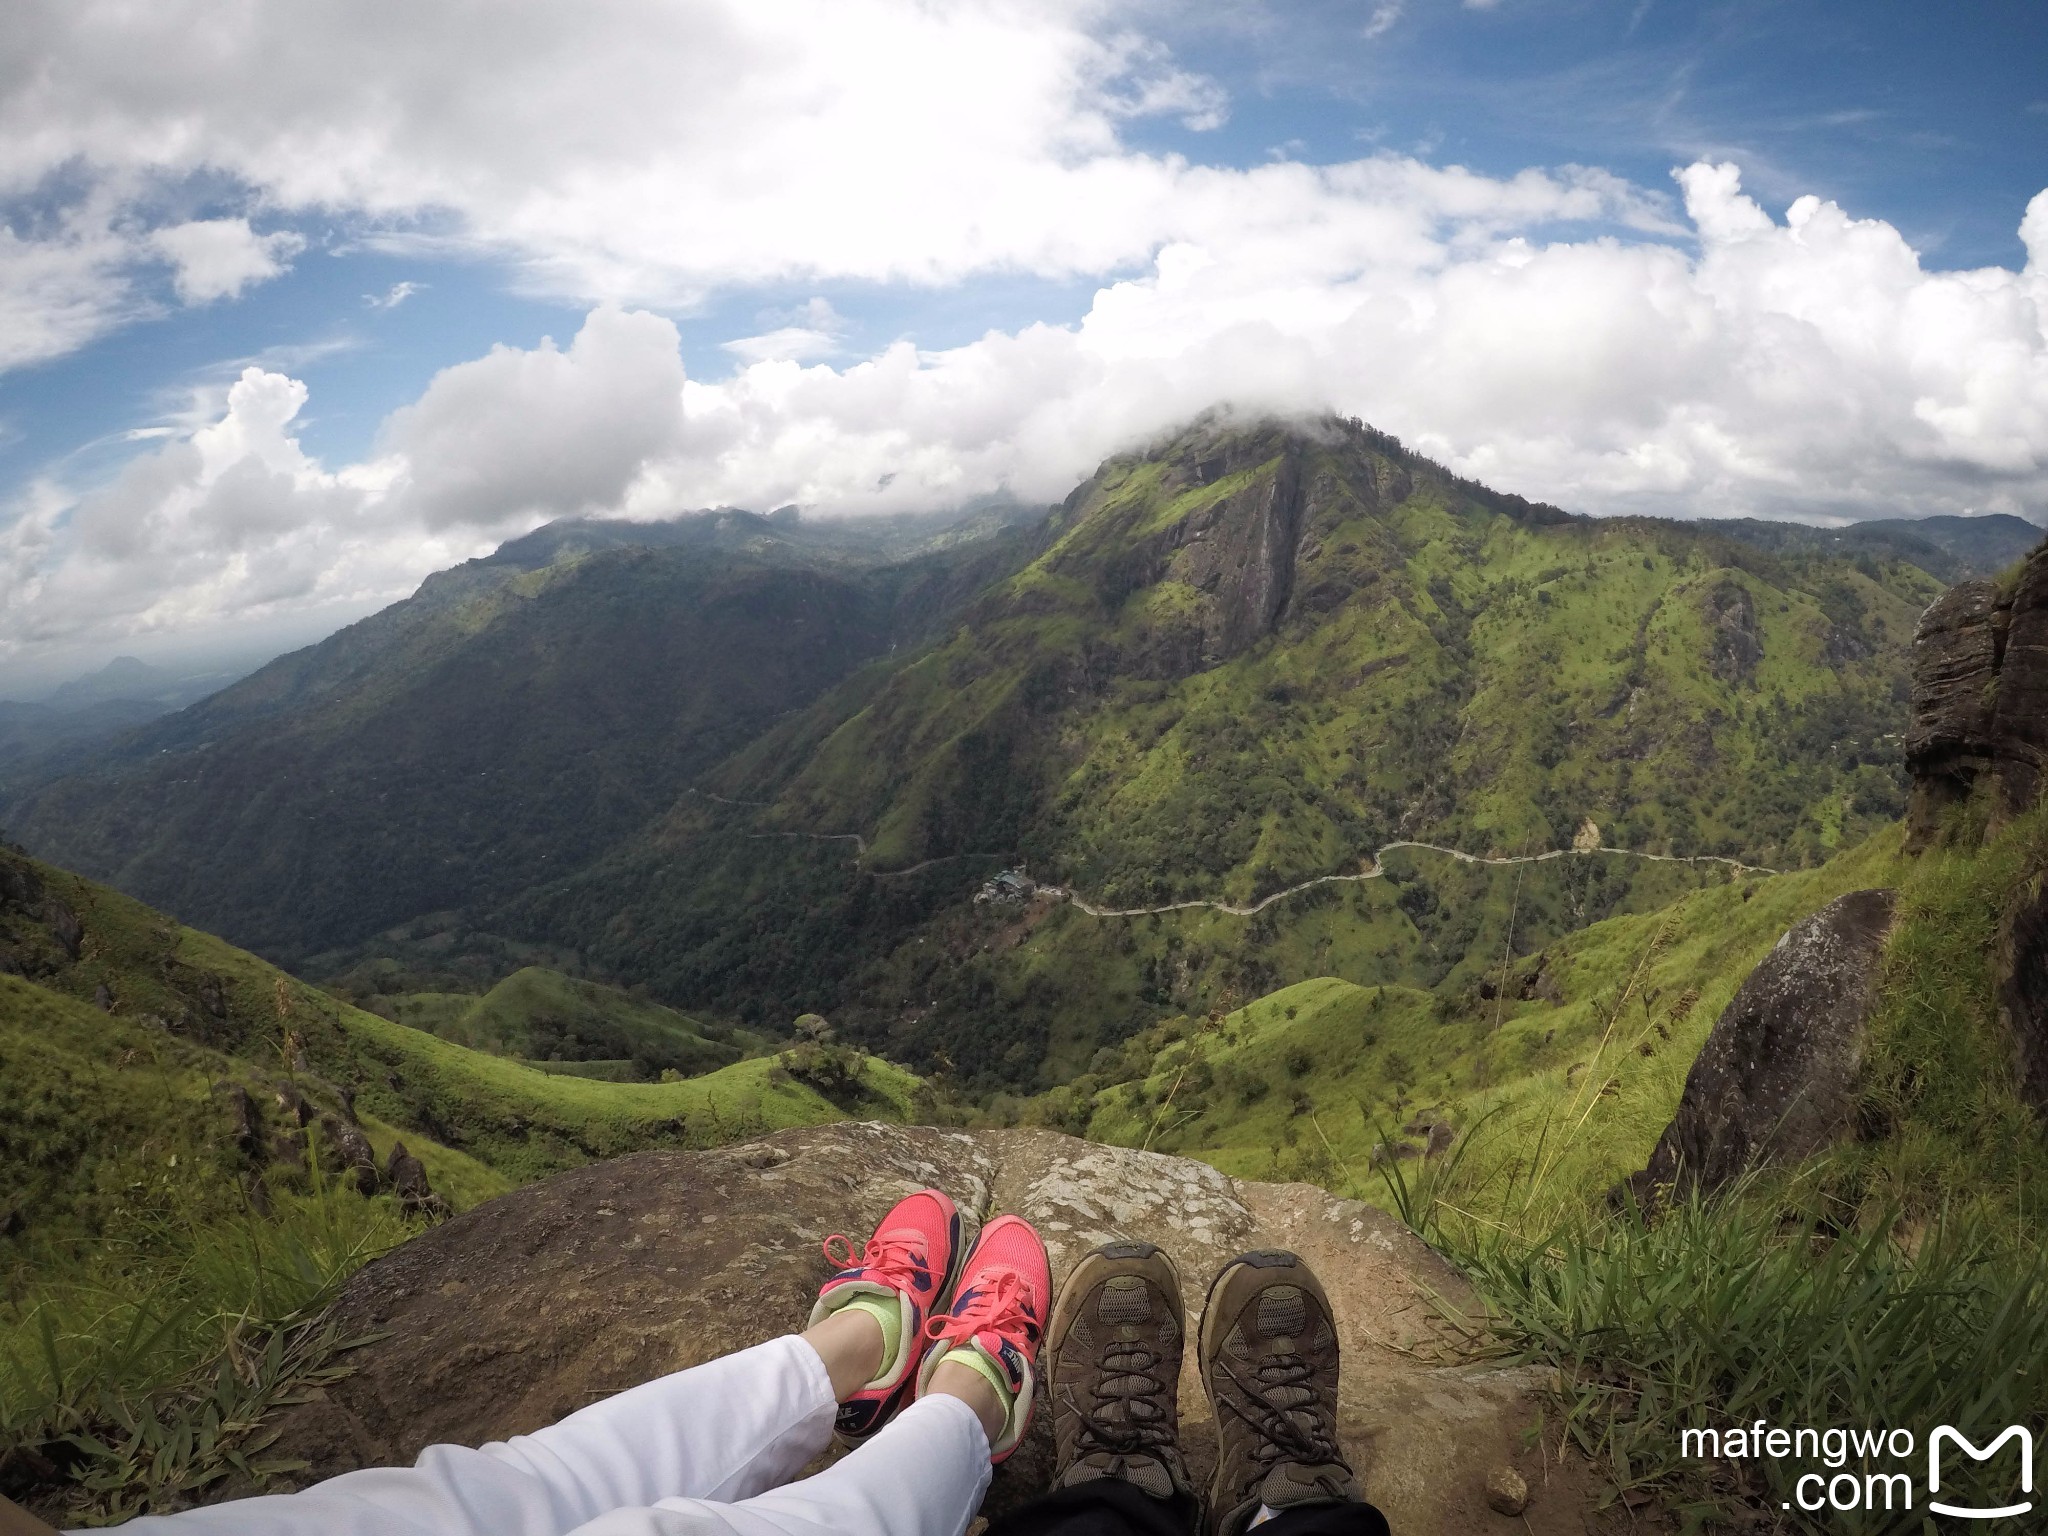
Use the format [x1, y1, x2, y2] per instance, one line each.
[975, 869, 1036, 905]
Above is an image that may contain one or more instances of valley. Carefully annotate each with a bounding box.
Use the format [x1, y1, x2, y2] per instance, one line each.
[3, 412, 2046, 1530]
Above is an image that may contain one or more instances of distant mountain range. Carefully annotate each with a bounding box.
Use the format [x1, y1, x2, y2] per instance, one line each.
[4, 414, 2040, 1087]
[0, 655, 262, 773]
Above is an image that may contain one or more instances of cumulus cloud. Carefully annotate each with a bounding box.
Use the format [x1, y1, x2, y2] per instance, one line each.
[0, 0, 1245, 321]
[379, 307, 687, 529]
[14, 161, 2044, 680]
[148, 218, 304, 303]
[7, 368, 404, 654]
[654, 167, 2048, 524]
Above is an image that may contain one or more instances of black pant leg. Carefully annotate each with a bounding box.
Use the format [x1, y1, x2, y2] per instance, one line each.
[982, 1479, 1201, 1536]
[1258, 1499, 1393, 1536]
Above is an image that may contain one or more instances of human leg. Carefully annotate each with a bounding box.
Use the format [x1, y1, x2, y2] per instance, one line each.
[562, 1212, 1050, 1536]
[101, 1189, 964, 1536]
[473, 1185, 970, 1524]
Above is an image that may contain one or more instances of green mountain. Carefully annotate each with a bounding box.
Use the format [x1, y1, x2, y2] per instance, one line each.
[516, 416, 1936, 1081]
[0, 839, 917, 1522]
[1706, 511, 2043, 583]
[0, 505, 1047, 966]
[0, 840, 916, 1238]
[1, 415, 1951, 1092]
[350, 964, 766, 1080]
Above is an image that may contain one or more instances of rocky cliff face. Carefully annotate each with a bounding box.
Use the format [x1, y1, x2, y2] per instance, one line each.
[1904, 529, 2048, 1118]
[1626, 889, 1897, 1204]
[263, 1123, 1590, 1534]
[1904, 532, 2048, 844]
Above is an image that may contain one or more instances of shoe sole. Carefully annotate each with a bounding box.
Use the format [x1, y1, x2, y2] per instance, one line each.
[833, 1191, 977, 1447]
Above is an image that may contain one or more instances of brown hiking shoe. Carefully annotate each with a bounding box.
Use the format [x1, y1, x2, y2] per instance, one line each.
[1045, 1240, 1194, 1504]
[1198, 1250, 1359, 1536]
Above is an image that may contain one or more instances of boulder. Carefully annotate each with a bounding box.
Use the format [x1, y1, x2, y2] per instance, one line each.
[42, 900, 82, 961]
[1904, 579, 2004, 846]
[1992, 540, 2048, 816]
[263, 1124, 1590, 1535]
[318, 1115, 381, 1198]
[1905, 533, 2048, 843]
[384, 1140, 449, 1221]
[1626, 890, 1896, 1205]
[2001, 881, 2048, 1117]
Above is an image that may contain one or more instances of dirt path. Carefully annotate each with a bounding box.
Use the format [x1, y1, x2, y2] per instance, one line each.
[1044, 839, 1776, 918]
[681, 786, 1775, 917]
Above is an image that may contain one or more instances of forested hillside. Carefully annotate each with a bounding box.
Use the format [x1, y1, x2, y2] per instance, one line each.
[508, 417, 1942, 1082]
[1, 414, 2000, 1092]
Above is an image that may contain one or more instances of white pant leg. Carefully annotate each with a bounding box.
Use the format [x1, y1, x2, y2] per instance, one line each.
[88, 1335, 838, 1536]
[562, 1394, 992, 1536]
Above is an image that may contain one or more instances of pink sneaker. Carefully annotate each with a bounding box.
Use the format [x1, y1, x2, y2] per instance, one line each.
[916, 1213, 1051, 1462]
[809, 1187, 966, 1442]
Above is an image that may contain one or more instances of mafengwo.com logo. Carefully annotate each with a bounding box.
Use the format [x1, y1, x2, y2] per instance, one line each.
[1679, 1420, 2035, 1521]
[1928, 1427, 2033, 1520]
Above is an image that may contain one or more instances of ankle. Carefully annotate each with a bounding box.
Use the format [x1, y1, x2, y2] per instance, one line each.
[802, 1306, 887, 1400]
[928, 1356, 1007, 1443]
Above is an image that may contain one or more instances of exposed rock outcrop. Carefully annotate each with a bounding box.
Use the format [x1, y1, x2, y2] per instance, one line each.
[1703, 578, 1762, 684]
[264, 1124, 1590, 1535]
[319, 1114, 381, 1198]
[1905, 533, 2048, 844]
[1626, 889, 1896, 1205]
[1162, 446, 1305, 664]
[2002, 882, 2048, 1116]
[383, 1139, 449, 1220]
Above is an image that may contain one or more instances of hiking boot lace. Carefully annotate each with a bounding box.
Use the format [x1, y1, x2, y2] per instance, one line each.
[1217, 1353, 1345, 1474]
[1066, 1339, 1175, 1459]
[822, 1225, 930, 1296]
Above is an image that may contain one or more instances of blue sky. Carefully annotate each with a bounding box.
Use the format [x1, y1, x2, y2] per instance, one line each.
[2, 0, 2045, 691]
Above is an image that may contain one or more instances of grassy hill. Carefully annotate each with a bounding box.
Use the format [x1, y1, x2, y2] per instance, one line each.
[521, 416, 1935, 1084]
[350, 965, 768, 1081]
[0, 840, 919, 1522]
[1063, 829, 1908, 1209]
[1054, 795, 2047, 1233]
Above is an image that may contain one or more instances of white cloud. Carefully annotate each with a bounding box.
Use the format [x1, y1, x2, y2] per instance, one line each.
[6, 368, 416, 655]
[379, 307, 688, 530]
[365, 279, 422, 309]
[722, 298, 849, 364]
[0, 0, 1243, 318]
[0, 194, 144, 370]
[1362, 3, 1404, 41]
[10, 162, 2048, 674]
[148, 218, 304, 303]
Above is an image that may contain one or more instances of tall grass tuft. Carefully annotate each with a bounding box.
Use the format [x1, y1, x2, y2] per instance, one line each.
[2, 1170, 412, 1527]
[1444, 1173, 2046, 1533]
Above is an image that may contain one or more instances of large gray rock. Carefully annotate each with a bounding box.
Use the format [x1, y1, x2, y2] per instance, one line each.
[2002, 882, 2048, 1117]
[1904, 579, 2005, 845]
[1628, 889, 1896, 1204]
[263, 1124, 1591, 1535]
[1992, 540, 2048, 816]
[1905, 533, 2048, 843]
